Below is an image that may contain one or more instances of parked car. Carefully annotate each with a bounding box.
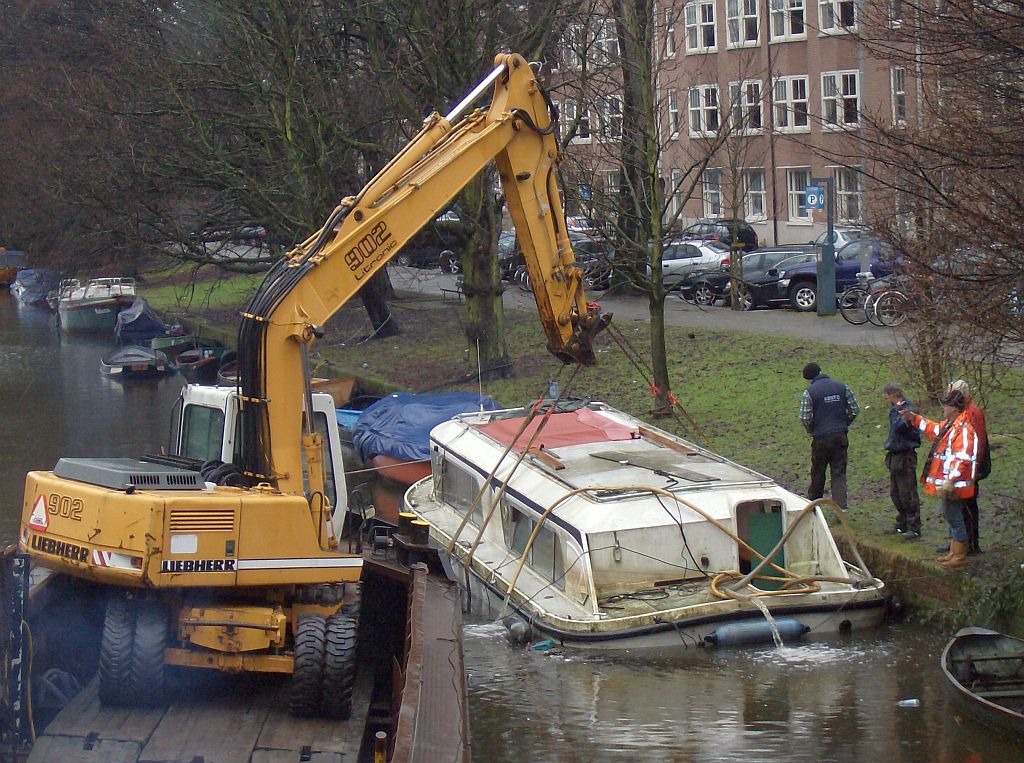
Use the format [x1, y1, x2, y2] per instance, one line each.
[197, 224, 269, 247]
[565, 216, 603, 236]
[807, 226, 875, 251]
[501, 231, 615, 288]
[718, 246, 817, 309]
[679, 218, 759, 252]
[778, 237, 899, 312]
[396, 220, 471, 270]
[657, 239, 731, 289]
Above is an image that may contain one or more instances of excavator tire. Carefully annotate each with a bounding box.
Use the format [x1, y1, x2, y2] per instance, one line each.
[99, 597, 135, 705]
[322, 614, 358, 719]
[341, 582, 362, 621]
[130, 601, 168, 707]
[290, 614, 326, 717]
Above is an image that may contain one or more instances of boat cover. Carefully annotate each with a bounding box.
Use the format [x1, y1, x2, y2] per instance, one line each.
[354, 392, 500, 463]
[115, 296, 167, 344]
[475, 408, 637, 451]
[12, 268, 59, 305]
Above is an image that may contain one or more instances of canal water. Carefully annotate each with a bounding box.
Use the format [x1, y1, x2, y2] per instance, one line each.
[1, 292, 1019, 762]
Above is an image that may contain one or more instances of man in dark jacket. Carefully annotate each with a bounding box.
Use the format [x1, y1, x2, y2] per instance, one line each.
[799, 362, 860, 510]
[883, 382, 922, 538]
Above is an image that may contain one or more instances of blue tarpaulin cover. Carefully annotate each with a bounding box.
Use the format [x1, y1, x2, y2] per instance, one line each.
[353, 392, 500, 463]
[115, 296, 168, 345]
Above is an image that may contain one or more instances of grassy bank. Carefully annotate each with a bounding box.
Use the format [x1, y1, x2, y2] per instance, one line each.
[142, 266, 1024, 632]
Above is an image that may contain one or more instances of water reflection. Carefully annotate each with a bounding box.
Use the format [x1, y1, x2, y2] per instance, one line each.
[465, 620, 1021, 762]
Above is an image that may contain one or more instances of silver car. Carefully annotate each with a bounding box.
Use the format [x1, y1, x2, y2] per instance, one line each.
[657, 239, 731, 288]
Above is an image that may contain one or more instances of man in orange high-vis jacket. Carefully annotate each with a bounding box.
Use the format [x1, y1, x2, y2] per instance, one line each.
[900, 389, 979, 570]
[948, 379, 988, 554]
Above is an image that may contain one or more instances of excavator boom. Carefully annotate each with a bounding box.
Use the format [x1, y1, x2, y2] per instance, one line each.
[235, 53, 610, 492]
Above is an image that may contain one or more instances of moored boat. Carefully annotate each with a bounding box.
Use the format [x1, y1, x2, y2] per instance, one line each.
[0, 249, 27, 286]
[100, 345, 172, 377]
[11, 268, 59, 306]
[942, 626, 1024, 737]
[114, 296, 167, 345]
[406, 400, 889, 651]
[176, 345, 231, 383]
[55, 277, 136, 333]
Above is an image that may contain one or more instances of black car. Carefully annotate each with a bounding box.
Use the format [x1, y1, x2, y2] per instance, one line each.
[500, 231, 614, 289]
[397, 220, 471, 271]
[679, 218, 759, 252]
[775, 237, 899, 312]
[730, 246, 818, 309]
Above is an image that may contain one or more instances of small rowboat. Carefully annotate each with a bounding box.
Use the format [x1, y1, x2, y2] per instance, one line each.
[942, 626, 1024, 738]
[100, 345, 172, 378]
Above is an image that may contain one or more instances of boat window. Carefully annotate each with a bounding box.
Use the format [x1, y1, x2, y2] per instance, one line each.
[440, 459, 483, 524]
[510, 509, 534, 561]
[533, 526, 559, 587]
[299, 412, 338, 509]
[180, 405, 225, 461]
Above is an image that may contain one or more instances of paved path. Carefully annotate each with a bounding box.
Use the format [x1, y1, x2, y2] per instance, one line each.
[386, 264, 900, 352]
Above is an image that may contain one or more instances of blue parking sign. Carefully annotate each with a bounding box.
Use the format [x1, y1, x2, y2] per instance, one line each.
[805, 186, 825, 209]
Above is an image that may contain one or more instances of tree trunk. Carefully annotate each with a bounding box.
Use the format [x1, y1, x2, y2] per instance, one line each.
[357, 269, 401, 340]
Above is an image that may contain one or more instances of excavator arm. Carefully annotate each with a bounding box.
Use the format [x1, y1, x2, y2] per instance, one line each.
[234, 53, 610, 494]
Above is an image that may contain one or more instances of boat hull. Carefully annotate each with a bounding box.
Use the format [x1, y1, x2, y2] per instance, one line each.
[446, 542, 887, 651]
[942, 626, 1024, 738]
[59, 298, 131, 333]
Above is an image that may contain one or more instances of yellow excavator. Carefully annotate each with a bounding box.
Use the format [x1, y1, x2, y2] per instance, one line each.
[18, 53, 609, 718]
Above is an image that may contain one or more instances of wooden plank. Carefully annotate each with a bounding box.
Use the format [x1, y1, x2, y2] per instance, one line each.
[138, 680, 272, 763]
[45, 679, 165, 742]
[28, 735, 142, 763]
[255, 668, 373, 757]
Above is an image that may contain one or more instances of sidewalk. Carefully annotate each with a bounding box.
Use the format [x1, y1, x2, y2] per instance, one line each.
[386, 264, 900, 351]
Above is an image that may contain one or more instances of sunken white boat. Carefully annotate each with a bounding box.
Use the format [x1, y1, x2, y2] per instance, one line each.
[405, 401, 888, 650]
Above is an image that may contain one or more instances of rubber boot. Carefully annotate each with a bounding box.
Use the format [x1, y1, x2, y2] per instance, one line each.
[939, 540, 969, 570]
[935, 543, 955, 563]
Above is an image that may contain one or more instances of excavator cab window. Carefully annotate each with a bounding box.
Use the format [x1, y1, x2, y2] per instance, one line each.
[300, 411, 337, 509]
[179, 405, 226, 461]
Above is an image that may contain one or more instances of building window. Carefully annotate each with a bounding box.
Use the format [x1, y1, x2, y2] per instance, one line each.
[685, 1, 717, 53]
[671, 168, 684, 219]
[689, 85, 720, 135]
[730, 80, 763, 131]
[604, 170, 621, 201]
[563, 23, 584, 70]
[773, 76, 809, 131]
[889, 0, 903, 26]
[770, 0, 805, 40]
[787, 168, 812, 221]
[598, 95, 622, 141]
[665, 8, 677, 57]
[822, 71, 860, 128]
[702, 169, 723, 217]
[744, 169, 767, 221]
[891, 67, 906, 126]
[727, 0, 760, 46]
[836, 167, 862, 222]
[564, 100, 592, 143]
[595, 18, 619, 65]
[818, 0, 856, 33]
[667, 89, 680, 137]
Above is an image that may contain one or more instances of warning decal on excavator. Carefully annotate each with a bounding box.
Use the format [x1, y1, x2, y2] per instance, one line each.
[28, 495, 48, 531]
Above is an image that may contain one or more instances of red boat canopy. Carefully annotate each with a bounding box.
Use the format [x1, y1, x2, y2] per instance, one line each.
[474, 408, 637, 452]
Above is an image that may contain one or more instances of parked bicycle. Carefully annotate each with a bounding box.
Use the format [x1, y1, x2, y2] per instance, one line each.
[840, 273, 909, 327]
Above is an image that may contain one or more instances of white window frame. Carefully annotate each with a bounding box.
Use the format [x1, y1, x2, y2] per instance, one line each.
[786, 168, 812, 222]
[688, 85, 720, 136]
[595, 18, 619, 65]
[598, 95, 623, 141]
[563, 100, 592, 144]
[665, 8, 677, 57]
[604, 170, 621, 200]
[818, 0, 856, 34]
[891, 67, 906, 126]
[773, 75, 810, 132]
[702, 168, 723, 218]
[888, 0, 903, 27]
[671, 168, 685, 219]
[563, 23, 585, 70]
[729, 80, 764, 132]
[835, 167, 863, 223]
[822, 70, 861, 129]
[667, 89, 680, 138]
[685, 1, 718, 53]
[727, 0, 760, 47]
[744, 169, 767, 221]
[770, 0, 806, 41]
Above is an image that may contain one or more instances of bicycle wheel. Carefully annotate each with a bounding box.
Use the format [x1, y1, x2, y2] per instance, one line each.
[839, 287, 869, 325]
[875, 291, 908, 327]
[865, 291, 887, 326]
